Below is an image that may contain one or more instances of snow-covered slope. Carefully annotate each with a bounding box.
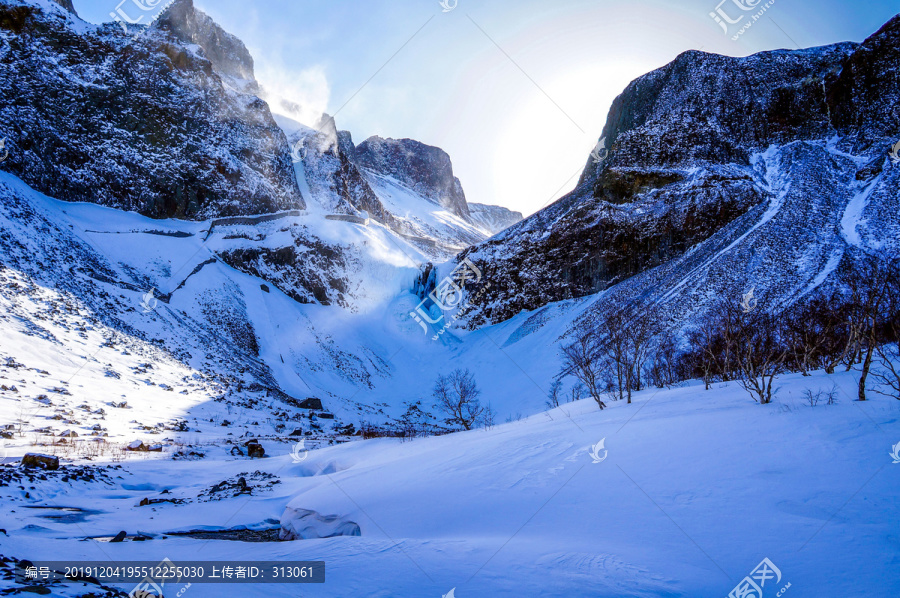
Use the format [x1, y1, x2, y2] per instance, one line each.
[0, 169, 606, 442]
[1, 368, 897, 596]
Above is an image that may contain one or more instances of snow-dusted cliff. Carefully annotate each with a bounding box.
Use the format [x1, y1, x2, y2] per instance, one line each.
[454, 18, 900, 331]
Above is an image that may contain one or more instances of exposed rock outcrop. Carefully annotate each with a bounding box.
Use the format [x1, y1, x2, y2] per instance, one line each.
[155, 0, 256, 85]
[50, 0, 74, 15]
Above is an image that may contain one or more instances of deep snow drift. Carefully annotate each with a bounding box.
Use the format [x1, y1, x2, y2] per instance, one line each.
[1, 368, 898, 596]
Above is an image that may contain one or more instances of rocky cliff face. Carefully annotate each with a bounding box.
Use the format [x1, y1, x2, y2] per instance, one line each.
[468, 203, 523, 235]
[456, 16, 900, 327]
[50, 0, 74, 14]
[0, 0, 303, 219]
[353, 136, 471, 220]
[285, 117, 497, 256]
[155, 0, 255, 86]
[289, 117, 399, 228]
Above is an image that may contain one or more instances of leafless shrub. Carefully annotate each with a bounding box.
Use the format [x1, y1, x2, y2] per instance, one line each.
[560, 305, 662, 408]
[872, 343, 900, 400]
[433, 368, 487, 430]
[546, 379, 563, 409]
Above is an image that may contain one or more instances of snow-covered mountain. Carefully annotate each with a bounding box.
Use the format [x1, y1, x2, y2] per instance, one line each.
[468, 202, 523, 235]
[0, 0, 895, 445]
[0, 0, 303, 219]
[0, 3, 899, 597]
[0, 0, 530, 450]
[278, 114, 490, 258]
[0, 0, 504, 255]
[455, 19, 900, 331]
[350, 136, 471, 220]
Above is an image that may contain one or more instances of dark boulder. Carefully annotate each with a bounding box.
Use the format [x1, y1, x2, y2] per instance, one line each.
[298, 398, 323, 411]
[21, 454, 59, 470]
[110, 531, 127, 543]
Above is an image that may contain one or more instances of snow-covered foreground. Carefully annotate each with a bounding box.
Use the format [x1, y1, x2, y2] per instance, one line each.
[2, 368, 898, 597]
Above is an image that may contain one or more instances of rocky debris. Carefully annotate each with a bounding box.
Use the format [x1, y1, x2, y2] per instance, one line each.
[164, 528, 281, 542]
[0, 463, 116, 495]
[20, 454, 58, 471]
[138, 497, 185, 507]
[279, 507, 361, 540]
[198, 471, 279, 501]
[126, 441, 163, 452]
[298, 398, 324, 411]
[245, 439, 265, 458]
[172, 448, 205, 460]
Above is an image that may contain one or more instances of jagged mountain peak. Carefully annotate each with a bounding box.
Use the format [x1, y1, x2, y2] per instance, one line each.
[50, 0, 74, 15]
[353, 135, 471, 220]
[155, 0, 256, 86]
[577, 39, 859, 190]
[468, 203, 523, 236]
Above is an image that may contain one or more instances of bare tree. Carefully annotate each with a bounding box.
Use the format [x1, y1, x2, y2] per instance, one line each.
[546, 379, 563, 408]
[845, 257, 899, 400]
[622, 307, 661, 400]
[871, 260, 900, 399]
[782, 292, 855, 376]
[596, 310, 629, 403]
[647, 336, 680, 389]
[728, 305, 788, 404]
[686, 300, 741, 390]
[686, 317, 720, 390]
[570, 383, 585, 403]
[873, 344, 900, 399]
[560, 322, 607, 409]
[562, 305, 661, 406]
[432, 369, 485, 430]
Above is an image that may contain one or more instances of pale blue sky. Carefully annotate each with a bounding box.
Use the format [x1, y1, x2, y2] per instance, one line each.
[75, 0, 899, 215]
